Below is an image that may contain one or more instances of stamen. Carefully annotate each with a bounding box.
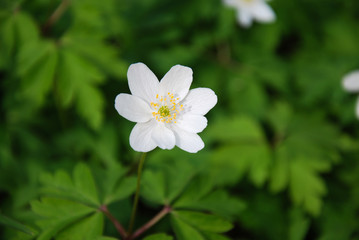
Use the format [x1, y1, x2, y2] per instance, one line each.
[150, 92, 184, 124]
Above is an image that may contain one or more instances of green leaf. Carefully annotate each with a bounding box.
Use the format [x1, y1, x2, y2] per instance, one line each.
[207, 116, 264, 143]
[31, 197, 96, 240]
[174, 176, 245, 219]
[0, 14, 15, 65]
[288, 208, 310, 240]
[143, 233, 173, 240]
[268, 112, 339, 215]
[318, 203, 358, 240]
[0, 12, 38, 64]
[175, 210, 233, 233]
[141, 170, 166, 205]
[0, 213, 37, 236]
[208, 116, 271, 187]
[104, 175, 137, 205]
[40, 163, 100, 207]
[202, 232, 231, 240]
[56, 212, 104, 240]
[95, 237, 119, 240]
[141, 158, 199, 205]
[56, 49, 105, 129]
[170, 215, 204, 240]
[73, 163, 100, 206]
[30, 163, 110, 240]
[163, 160, 197, 203]
[289, 159, 327, 216]
[14, 12, 39, 46]
[269, 147, 290, 192]
[76, 82, 104, 129]
[17, 40, 57, 106]
[66, 34, 127, 79]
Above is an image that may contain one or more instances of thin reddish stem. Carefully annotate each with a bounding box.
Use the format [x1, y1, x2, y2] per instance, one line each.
[99, 205, 128, 239]
[42, 0, 71, 34]
[129, 205, 172, 240]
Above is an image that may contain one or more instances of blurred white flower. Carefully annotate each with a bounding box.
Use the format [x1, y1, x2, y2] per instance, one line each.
[223, 0, 276, 28]
[343, 70, 359, 118]
[115, 63, 217, 153]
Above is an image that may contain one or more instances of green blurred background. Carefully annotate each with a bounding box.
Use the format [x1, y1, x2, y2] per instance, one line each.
[1, 0, 359, 239]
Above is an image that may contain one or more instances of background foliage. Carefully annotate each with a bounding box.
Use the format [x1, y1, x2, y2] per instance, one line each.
[1, 0, 359, 239]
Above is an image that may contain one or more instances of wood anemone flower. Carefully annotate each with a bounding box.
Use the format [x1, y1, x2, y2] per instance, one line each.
[115, 63, 217, 153]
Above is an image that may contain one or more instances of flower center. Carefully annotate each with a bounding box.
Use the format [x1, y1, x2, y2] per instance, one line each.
[242, 0, 254, 3]
[150, 92, 184, 123]
[158, 106, 170, 117]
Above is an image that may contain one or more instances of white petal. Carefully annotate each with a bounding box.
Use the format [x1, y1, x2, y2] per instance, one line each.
[343, 70, 359, 92]
[181, 88, 218, 115]
[115, 93, 152, 123]
[158, 65, 193, 101]
[151, 123, 176, 150]
[177, 114, 208, 133]
[223, 0, 237, 7]
[130, 120, 157, 152]
[172, 126, 204, 153]
[128, 63, 159, 103]
[251, 1, 276, 23]
[237, 10, 253, 27]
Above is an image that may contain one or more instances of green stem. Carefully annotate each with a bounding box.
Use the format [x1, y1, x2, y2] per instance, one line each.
[128, 152, 147, 234]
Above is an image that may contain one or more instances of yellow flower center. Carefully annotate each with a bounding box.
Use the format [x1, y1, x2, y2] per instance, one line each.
[158, 106, 170, 117]
[150, 92, 184, 123]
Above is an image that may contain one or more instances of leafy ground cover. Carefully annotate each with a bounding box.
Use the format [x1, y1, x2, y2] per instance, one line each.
[1, 0, 359, 239]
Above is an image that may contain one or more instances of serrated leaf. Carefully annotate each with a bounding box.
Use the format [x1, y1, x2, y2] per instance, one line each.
[207, 116, 264, 143]
[56, 212, 103, 240]
[269, 146, 290, 192]
[208, 116, 271, 187]
[0, 14, 15, 59]
[143, 233, 173, 240]
[210, 143, 271, 187]
[174, 177, 245, 219]
[56, 49, 105, 129]
[163, 160, 197, 203]
[289, 159, 327, 216]
[66, 34, 127, 79]
[175, 210, 233, 233]
[0, 12, 38, 62]
[288, 208, 310, 240]
[141, 170, 166, 205]
[18, 40, 57, 106]
[170, 215, 204, 240]
[173, 175, 214, 209]
[73, 163, 100, 205]
[104, 176, 136, 205]
[0, 213, 37, 236]
[14, 12, 39, 46]
[40, 163, 100, 207]
[31, 198, 96, 240]
[76, 82, 104, 129]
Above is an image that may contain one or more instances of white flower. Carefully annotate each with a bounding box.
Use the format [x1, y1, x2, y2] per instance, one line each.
[342, 70, 359, 118]
[115, 63, 217, 153]
[223, 0, 276, 28]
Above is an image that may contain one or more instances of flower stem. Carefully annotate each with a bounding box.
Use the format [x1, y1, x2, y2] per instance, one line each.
[99, 205, 127, 239]
[128, 152, 147, 234]
[130, 205, 172, 239]
[42, 0, 71, 34]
